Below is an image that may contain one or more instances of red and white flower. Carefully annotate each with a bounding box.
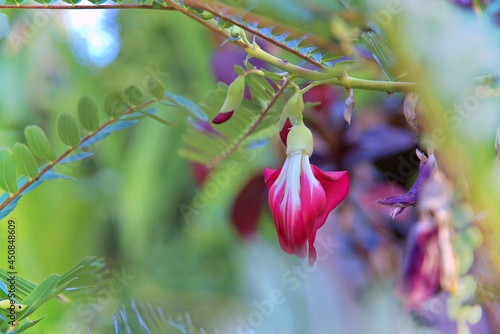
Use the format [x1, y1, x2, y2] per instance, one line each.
[264, 124, 349, 264]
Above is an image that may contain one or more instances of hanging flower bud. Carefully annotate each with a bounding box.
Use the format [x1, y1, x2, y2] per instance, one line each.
[343, 88, 355, 125]
[278, 89, 304, 144]
[212, 74, 246, 124]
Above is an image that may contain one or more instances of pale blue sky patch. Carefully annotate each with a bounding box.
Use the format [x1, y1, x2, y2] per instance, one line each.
[64, 10, 120, 68]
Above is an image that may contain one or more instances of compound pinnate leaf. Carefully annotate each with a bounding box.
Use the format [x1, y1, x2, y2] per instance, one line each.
[78, 96, 100, 132]
[57, 113, 81, 147]
[13, 143, 38, 180]
[24, 125, 57, 162]
[0, 148, 18, 194]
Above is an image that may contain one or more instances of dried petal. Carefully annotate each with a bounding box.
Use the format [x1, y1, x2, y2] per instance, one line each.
[343, 89, 355, 125]
[403, 92, 419, 130]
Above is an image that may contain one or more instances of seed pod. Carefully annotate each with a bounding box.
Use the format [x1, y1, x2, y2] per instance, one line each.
[212, 74, 246, 124]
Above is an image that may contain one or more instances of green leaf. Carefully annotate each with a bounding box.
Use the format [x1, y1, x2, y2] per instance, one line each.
[124, 85, 144, 105]
[180, 80, 282, 166]
[18, 274, 59, 320]
[146, 78, 166, 99]
[13, 143, 38, 180]
[0, 148, 18, 194]
[165, 92, 207, 120]
[24, 125, 57, 162]
[104, 90, 128, 117]
[56, 113, 81, 147]
[78, 96, 100, 132]
[12, 315, 46, 333]
[152, 0, 164, 9]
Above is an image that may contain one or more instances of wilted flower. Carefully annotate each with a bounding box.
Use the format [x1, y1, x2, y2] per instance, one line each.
[378, 150, 437, 217]
[397, 218, 440, 309]
[397, 165, 457, 309]
[264, 124, 349, 264]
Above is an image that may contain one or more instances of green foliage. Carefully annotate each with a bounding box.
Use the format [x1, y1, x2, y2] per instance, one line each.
[146, 78, 167, 100]
[78, 96, 100, 132]
[104, 90, 128, 117]
[12, 144, 38, 180]
[0, 257, 106, 333]
[0, 149, 17, 194]
[0, 83, 173, 220]
[57, 113, 81, 147]
[179, 68, 284, 167]
[24, 126, 56, 162]
[108, 302, 209, 334]
[124, 85, 144, 106]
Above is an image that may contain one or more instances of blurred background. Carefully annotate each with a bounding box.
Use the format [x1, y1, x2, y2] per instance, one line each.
[0, 0, 499, 333]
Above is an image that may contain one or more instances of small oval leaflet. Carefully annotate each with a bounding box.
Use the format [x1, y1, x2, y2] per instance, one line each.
[146, 78, 166, 100]
[24, 125, 57, 162]
[13, 143, 38, 180]
[124, 85, 144, 105]
[104, 90, 128, 117]
[78, 96, 100, 132]
[57, 113, 81, 147]
[0, 148, 18, 194]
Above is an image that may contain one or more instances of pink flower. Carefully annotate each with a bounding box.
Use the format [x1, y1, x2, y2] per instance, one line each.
[264, 125, 349, 264]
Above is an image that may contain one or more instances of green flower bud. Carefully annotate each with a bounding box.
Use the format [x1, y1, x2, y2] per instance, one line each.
[212, 74, 246, 124]
[201, 10, 214, 20]
[286, 124, 313, 157]
[230, 25, 242, 39]
[278, 89, 304, 130]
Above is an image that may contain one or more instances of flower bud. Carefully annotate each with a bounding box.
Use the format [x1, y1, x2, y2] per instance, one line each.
[212, 74, 246, 124]
[286, 124, 313, 157]
[278, 89, 304, 133]
[230, 25, 242, 39]
[201, 10, 214, 20]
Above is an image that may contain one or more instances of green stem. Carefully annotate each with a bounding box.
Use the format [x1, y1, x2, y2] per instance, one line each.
[246, 45, 416, 92]
[0, 4, 173, 10]
[2, 0, 418, 93]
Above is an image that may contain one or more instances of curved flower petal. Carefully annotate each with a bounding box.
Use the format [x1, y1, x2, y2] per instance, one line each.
[311, 166, 350, 231]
